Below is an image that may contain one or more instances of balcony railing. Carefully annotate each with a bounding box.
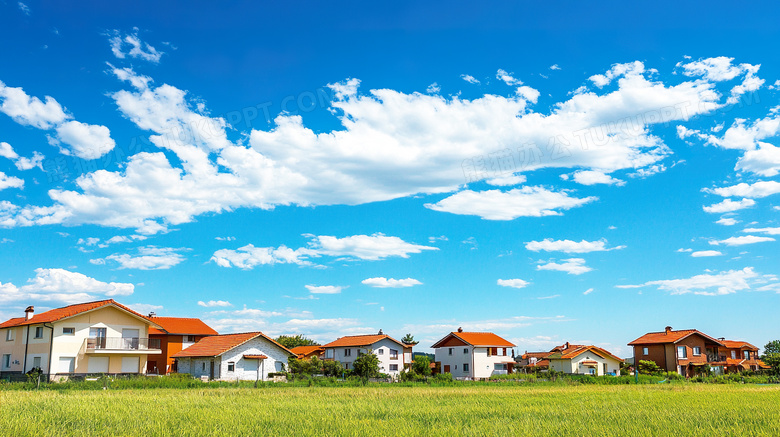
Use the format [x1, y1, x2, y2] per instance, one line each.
[85, 337, 161, 351]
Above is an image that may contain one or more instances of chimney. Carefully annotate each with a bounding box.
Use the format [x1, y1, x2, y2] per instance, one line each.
[377, 329, 383, 335]
[457, 327, 463, 333]
[665, 326, 673, 334]
[718, 337, 725, 341]
[565, 342, 570, 349]
[148, 312, 156, 317]
[24, 306, 34, 321]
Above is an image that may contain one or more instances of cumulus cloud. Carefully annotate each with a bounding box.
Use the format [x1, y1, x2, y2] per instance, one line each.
[52, 120, 116, 160]
[92, 246, 187, 270]
[524, 238, 624, 253]
[496, 69, 522, 86]
[677, 56, 749, 82]
[485, 175, 526, 186]
[497, 279, 530, 289]
[108, 29, 163, 63]
[716, 217, 739, 226]
[570, 170, 625, 186]
[704, 181, 780, 199]
[0, 172, 24, 191]
[702, 198, 755, 213]
[362, 277, 422, 288]
[709, 235, 775, 246]
[460, 74, 480, 84]
[0, 268, 134, 304]
[305, 285, 345, 294]
[197, 300, 232, 307]
[210, 245, 315, 269]
[0, 81, 69, 129]
[741, 227, 780, 235]
[616, 267, 764, 296]
[536, 258, 592, 275]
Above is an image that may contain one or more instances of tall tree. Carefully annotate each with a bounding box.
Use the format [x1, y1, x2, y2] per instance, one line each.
[275, 334, 319, 349]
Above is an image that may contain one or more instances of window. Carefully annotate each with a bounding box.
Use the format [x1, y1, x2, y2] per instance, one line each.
[448, 348, 453, 355]
[731, 350, 737, 359]
[202, 362, 207, 371]
[34, 327, 44, 339]
[32, 357, 41, 369]
[463, 363, 469, 372]
[502, 348, 507, 356]
[495, 364, 506, 371]
[185, 335, 197, 343]
[2, 354, 10, 369]
[677, 346, 687, 359]
[344, 362, 350, 370]
[227, 362, 235, 372]
[744, 350, 750, 360]
[325, 349, 334, 359]
[344, 349, 352, 357]
[692, 347, 701, 356]
[487, 348, 492, 357]
[390, 349, 398, 359]
[643, 347, 649, 355]
[463, 348, 468, 354]
[5, 329, 13, 341]
[63, 327, 75, 335]
[389, 364, 398, 371]
[377, 349, 384, 355]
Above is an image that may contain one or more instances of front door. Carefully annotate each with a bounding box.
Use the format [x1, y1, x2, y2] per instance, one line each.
[444, 365, 450, 373]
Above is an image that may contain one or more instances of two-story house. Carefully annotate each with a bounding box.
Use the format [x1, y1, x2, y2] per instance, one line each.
[431, 328, 516, 380]
[709, 340, 769, 374]
[628, 326, 725, 377]
[147, 315, 218, 374]
[0, 300, 163, 381]
[322, 331, 412, 377]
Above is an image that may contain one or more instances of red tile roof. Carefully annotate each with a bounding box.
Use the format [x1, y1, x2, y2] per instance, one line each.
[554, 345, 624, 363]
[290, 345, 325, 358]
[720, 340, 758, 350]
[431, 332, 515, 348]
[172, 332, 295, 358]
[324, 334, 406, 348]
[0, 300, 160, 329]
[243, 354, 268, 360]
[148, 317, 218, 336]
[628, 329, 724, 346]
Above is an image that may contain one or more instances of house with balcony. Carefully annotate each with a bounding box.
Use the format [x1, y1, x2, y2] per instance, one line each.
[147, 316, 218, 374]
[322, 331, 412, 377]
[431, 328, 516, 380]
[708, 340, 770, 374]
[172, 332, 295, 381]
[628, 326, 726, 377]
[546, 342, 623, 376]
[0, 300, 163, 381]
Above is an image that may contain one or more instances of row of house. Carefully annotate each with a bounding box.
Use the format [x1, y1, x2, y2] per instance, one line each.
[0, 300, 770, 381]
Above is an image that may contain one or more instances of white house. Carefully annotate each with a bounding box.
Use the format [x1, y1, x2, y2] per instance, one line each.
[546, 343, 623, 376]
[173, 332, 294, 381]
[432, 328, 516, 380]
[322, 331, 412, 377]
[0, 300, 163, 381]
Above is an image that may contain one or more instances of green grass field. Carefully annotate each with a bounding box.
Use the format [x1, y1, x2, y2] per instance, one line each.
[1, 385, 779, 436]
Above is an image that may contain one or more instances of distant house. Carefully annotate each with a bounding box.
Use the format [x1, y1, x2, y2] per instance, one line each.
[431, 328, 516, 380]
[290, 345, 325, 360]
[629, 326, 726, 377]
[515, 352, 550, 373]
[322, 331, 412, 377]
[147, 316, 218, 374]
[709, 340, 770, 374]
[0, 300, 163, 381]
[173, 332, 295, 381]
[546, 342, 623, 376]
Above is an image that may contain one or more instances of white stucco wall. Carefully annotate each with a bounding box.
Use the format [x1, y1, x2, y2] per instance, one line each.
[178, 335, 292, 381]
[324, 338, 409, 377]
[435, 345, 513, 379]
[549, 353, 621, 376]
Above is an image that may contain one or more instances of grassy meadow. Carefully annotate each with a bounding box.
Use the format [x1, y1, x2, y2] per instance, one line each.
[1, 384, 779, 436]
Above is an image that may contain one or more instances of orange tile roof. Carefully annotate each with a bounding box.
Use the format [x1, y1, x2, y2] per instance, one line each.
[0, 300, 160, 329]
[553, 345, 624, 363]
[431, 332, 515, 348]
[323, 334, 406, 348]
[243, 354, 268, 360]
[720, 340, 758, 350]
[628, 329, 724, 346]
[290, 345, 325, 357]
[172, 332, 295, 358]
[148, 317, 218, 336]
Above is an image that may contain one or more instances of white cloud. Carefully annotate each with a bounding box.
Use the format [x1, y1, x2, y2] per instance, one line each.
[496, 69, 522, 86]
[210, 244, 315, 269]
[524, 238, 624, 253]
[570, 170, 625, 186]
[516, 86, 540, 104]
[485, 174, 526, 186]
[742, 227, 780, 235]
[426, 83, 440, 94]
[737, 143, 780, 177]
[0, 268, 134, 304]
[497, 278, 530, 289]
[93, 246, 187, 270]
[716, 217, 739, 226]
[583, 288, 594, 295]
[678, 57, 747, 82]
[305, 285, 344, 294]
[702, 198, 755, 213]
[0, 142, 18, 160]
[215, 236, 236, 241]
[0, 81, 69, 129]
[197, 300, 232, 307]
[677, 248, 693, 252]
[52, 120, 116, 160]
[362, 277, 422, 288]
[108, 29, 163, 63]
[709, 235, 775, 246]
[588, 61, 645, 87]
[691, 250, 723, 257]
[617, 267, 762, 296]
[704, 180, 780, 199]
[536, 258, 592, 275]
[310, 233, 438, 261]
[0, 172, 24, 191]
[550, 64, 561, 71]
[18, 2, 30, 15]
[460, 74, 480, 84]
[425, 187, 597, 220]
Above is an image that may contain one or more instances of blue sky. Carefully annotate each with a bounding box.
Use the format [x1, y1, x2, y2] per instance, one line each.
[1, 1, 779, 357]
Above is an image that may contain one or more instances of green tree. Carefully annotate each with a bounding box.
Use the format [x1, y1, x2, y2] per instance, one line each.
[275, 334, 319, 349]
[321, 359, 343, 377]
[401, 333, 418, 345]
[762, 340, 780, 375]
[638, 360, 662, 375]
[763, 340, 780, 356]
[411, 355, 432, 376]
[352, 351, 380, 378]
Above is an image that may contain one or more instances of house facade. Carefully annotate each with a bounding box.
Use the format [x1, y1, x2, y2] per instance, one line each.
[431, 329, 516, 380]
[322, 332, 412, 377]
[0, 300, 162, 381]
[173, 332, 294, 381]
[546, 343, 622, 376]
[709, 340, 769, 374]
[147, 316, 218, 374]
[629, 326, 726, 377]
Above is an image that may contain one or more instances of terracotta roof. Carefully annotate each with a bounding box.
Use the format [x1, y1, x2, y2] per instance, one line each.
[323, 334, 406, 348]
[431, 332, 515, 348]
[0, 300, 160, 329]
[548, 344, 624, 363]
[173, 332, 294, 358]
[148, 317, 218, 336]
[628, 329, 724, 346]
[720, 340, 758, 350]
[243, 354, 268, 360]
[290, 345, 325, 357]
